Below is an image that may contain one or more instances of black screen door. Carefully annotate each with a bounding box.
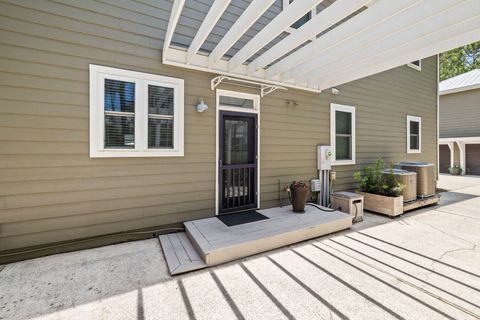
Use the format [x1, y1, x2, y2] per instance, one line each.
[219, 111, 258, 214]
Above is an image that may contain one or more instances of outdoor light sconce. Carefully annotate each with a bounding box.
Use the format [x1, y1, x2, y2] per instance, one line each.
[196, 98, 208, 113]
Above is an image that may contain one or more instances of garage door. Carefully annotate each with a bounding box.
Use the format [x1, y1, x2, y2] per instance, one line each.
[439, 144, 450, 173]
[466, 144, 480, 175]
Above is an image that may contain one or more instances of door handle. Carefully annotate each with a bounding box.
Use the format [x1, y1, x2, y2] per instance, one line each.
[219, 159, 223, 166]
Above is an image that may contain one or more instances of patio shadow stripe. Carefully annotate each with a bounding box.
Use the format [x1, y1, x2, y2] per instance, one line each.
[357, 231, 480, 278]
[137, 289, 145, 320]
[344, 235, 480, 293]
[239, 263, 295, 320]
[292, 249, 407, 320]
[178, 279, 197, 320]
[266, 256, 349, 320]
[210, 271, 245, 320]
[330, 238, 480, 310]
[312, 243, 457, 320]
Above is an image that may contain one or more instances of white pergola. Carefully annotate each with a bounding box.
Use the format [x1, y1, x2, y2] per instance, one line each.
[163, 0, 480, 93]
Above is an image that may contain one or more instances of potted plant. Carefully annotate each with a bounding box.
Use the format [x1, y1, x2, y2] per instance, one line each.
[353, 159, 405, 216]
[448, 165, 462, 175]
[286, 181, 309, 213]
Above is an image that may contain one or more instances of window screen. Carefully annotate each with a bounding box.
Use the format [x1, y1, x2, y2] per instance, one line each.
[409, 120, 420, 150]
[104, 79, 135, 148]
[335, 111, 352, 160]
[148, 84, 174, 148]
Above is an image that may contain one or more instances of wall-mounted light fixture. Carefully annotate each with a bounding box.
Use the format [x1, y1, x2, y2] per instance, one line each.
[196, 97, 208, 113]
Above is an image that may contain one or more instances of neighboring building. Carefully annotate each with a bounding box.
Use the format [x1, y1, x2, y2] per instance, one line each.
[439, 69, 480, 175]
[0, 1, 441, 256]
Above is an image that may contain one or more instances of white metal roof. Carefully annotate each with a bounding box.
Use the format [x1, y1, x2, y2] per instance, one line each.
[439, 69, 480, 95]
[164, 0, 480, 93]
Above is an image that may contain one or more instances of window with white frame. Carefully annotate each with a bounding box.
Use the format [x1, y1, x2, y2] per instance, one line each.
[330, 103, 356, 165]
[282, 0, 315, 30]
[407, 60, 421, 71]
[407, 115, 421, 154]
[89, 65, 184, 157]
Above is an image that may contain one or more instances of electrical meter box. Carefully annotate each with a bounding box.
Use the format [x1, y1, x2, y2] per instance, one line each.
[317, 145, 332, 170]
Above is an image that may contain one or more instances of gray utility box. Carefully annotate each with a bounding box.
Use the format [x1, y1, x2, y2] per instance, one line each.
[331, 192, 364, 223]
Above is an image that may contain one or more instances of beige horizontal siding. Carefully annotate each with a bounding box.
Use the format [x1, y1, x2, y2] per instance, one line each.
[439, 88, 480, 138]
[0, 0, 437, 251]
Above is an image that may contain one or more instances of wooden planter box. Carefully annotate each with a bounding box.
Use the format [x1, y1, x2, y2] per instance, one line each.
[356, 192, 404, 217]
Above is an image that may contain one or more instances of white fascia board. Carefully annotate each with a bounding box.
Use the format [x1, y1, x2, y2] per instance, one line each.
[162, 0, 185, 63]
[228, 0, 322, 72]
[314, 12, 480, 91]
[208, 0, 276, 63]
[265, 0, 418, 79]
[187, 0, 231, 62]
[297, 0, 455, 84]
[439, 83, 480, 95]
[163, 47, 321, 93]
[439, 137, 480, 143]
[247, 0, 369, 75]
[306, 0, 474, 86]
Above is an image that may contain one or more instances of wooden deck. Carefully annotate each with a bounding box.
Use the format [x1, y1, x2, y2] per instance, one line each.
[185, 205, 352, 267]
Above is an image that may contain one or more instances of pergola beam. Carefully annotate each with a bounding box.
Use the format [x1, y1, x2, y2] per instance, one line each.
[228, 0, 324, 72]
[162, 0, 185, 63]
[292, 0, 459, 82]
[209, 0, 276, 63]
[266, 0, 418, 79]
[247, 0, 369, 75]
[316, 17, 480, 91]
[187, 0, 231, 63]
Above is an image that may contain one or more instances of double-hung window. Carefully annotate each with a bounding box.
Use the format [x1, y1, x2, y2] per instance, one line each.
[407, 115, 421, 154]
[89, 65, 184, 157]
[331, 103, 356, 165]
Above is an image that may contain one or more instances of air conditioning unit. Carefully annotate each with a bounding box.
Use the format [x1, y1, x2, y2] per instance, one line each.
[330, 192, 364, 223]
[382, 169, 417, 202]
[398, 162, 436, 197]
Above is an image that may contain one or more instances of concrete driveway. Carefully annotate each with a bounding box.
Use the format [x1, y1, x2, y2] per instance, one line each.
[1, 175, 480, 320]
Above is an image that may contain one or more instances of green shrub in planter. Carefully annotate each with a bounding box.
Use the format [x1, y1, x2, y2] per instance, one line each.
[449, 165, 462, 175]
[353, 159, 405, 197]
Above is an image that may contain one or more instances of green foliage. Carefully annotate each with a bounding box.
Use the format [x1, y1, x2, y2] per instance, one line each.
[440, 41, 480, 81]
[353, 159, 405, 197]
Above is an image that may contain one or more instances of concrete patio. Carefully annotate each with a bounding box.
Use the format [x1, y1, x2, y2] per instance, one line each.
[1, 174, 480, 320]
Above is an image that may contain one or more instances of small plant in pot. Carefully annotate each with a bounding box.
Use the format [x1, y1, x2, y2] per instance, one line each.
[353, 159, 405, 197]
[449, 165, 462, 175]
[286, 181, 309, 213]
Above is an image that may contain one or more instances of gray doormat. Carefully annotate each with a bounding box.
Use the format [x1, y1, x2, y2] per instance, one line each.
[218, 210, 269, 227]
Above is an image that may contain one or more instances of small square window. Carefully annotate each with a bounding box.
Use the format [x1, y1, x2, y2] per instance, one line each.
[89, 65, 184, 157]
[331, 104, 356, 165]
[407, 115, 421, 154]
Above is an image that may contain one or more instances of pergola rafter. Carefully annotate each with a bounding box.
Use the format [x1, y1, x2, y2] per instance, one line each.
[163, 0, 480, 93]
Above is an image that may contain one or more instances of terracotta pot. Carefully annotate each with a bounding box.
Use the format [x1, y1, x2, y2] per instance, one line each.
[290, 187, 309, 213]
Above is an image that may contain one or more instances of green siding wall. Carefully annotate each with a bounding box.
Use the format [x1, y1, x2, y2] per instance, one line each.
[0, 0, 438, 251]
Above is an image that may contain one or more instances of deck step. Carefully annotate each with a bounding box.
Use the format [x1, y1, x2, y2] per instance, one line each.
[185, 205, 352, 266]
[159, 232, 206, 275]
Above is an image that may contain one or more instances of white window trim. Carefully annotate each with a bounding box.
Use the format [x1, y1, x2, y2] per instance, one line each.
[407, 115, 422, 154]
[215, 89, 261, 215]
[330, 103, 356, 166]
[89, 64, 184, 158]
[407, 60, 422, 71]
